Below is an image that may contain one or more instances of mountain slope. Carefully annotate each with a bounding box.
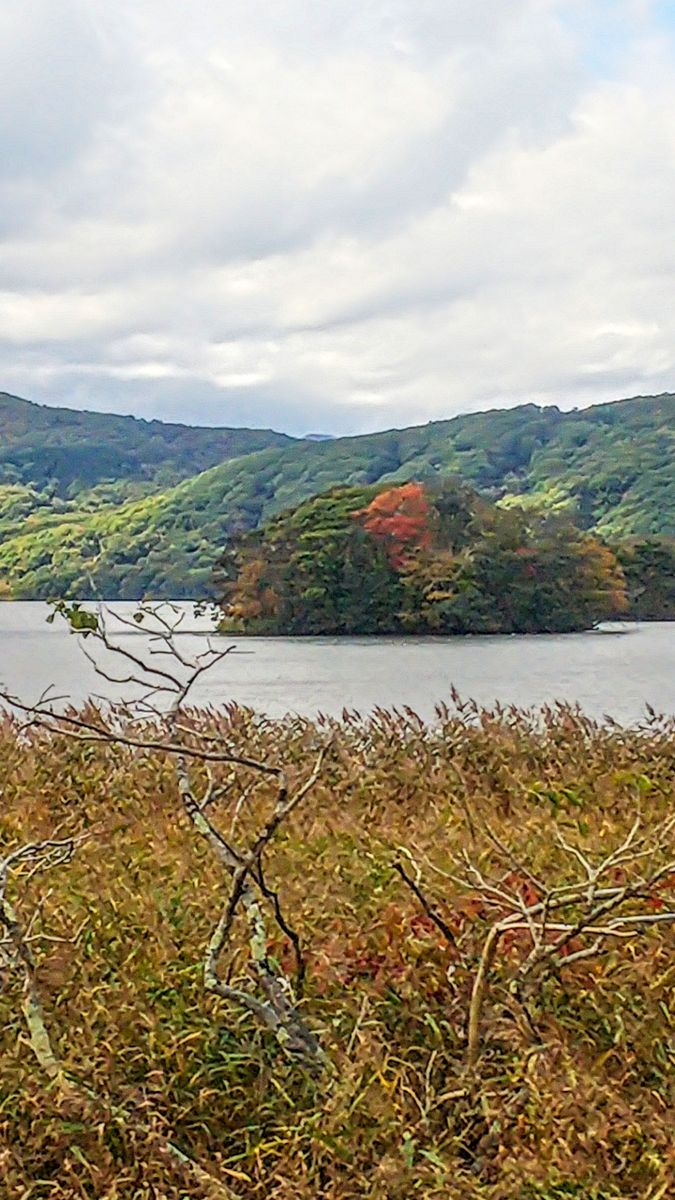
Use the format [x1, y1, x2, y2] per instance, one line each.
[0, 392, 672, 598]
[0, 392, 293, 496]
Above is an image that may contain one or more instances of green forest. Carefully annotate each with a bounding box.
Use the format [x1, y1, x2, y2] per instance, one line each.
[0, 391, 290, 494]
[220, 479, 675, 635]
[0, 390, 673, 600]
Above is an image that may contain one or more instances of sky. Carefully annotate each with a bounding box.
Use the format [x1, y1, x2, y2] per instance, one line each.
[1, 0, 675, 436]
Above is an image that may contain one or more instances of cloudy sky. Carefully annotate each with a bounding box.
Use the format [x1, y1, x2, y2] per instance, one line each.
[1, 0, 674, 435]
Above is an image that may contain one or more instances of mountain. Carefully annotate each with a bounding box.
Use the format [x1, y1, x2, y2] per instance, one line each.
[0, 392, 672, 599]
[0, 392, 293, 496]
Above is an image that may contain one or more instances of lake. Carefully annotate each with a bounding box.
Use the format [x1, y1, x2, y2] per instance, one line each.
[0, 602, 672, 725]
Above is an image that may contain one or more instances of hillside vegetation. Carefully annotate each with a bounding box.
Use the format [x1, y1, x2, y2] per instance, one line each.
[220, 480, 630, 635]
[0, 392, 673, 598]
[2, 700, 674, 1198]
[0, 392, 291, 497]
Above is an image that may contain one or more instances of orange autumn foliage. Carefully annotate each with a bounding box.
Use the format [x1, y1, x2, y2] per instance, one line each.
[356, 481, 432, 568]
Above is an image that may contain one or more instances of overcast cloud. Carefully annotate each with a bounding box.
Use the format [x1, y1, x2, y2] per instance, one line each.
[1, 0, 674, 434]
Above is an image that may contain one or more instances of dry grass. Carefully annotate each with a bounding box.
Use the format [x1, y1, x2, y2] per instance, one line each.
[1, 699, 674, 1199]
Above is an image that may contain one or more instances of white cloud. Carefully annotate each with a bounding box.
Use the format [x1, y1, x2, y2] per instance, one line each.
[0, 0, 674, 433]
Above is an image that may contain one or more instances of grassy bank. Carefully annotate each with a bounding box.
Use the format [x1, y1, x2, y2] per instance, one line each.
[1, 701, 674, 1198]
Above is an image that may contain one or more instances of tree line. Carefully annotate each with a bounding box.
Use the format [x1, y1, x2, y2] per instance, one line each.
[219, 480, 675, 635]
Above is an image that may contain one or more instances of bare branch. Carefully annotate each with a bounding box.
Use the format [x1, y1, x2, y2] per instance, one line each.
[0, 693, 283, 774]
[0, 837, 80, 1088]
[5, 600, 332, 1073]
[396, 808, 675, 1069]
[392, 857, 459, 949]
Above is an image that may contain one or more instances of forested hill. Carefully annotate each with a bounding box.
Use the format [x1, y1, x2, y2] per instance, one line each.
[220, 480, 635, 635]
[0, 391, 673, 598]
[0, 392, 292, 495]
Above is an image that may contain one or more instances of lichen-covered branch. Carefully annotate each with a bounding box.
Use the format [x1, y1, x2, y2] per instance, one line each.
[0, 834, 236, 1197]
[177, 746, 327, 1069]
[0, 838, 77, 1089]
[5, 601, 330, 1071]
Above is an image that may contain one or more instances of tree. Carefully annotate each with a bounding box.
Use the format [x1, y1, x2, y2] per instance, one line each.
[355, 482, 432, 569]
[616, 538, 675, 620]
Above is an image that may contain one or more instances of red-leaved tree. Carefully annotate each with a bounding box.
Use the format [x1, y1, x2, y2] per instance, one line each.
[356, 482, 432, 569]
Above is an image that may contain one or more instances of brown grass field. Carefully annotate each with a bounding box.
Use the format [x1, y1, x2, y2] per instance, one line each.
[1, 699, 674, 1199]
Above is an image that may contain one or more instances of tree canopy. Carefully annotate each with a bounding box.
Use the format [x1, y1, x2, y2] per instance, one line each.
[219, 480, 635, 636]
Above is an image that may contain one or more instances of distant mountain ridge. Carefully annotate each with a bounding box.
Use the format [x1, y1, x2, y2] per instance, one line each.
[0, 390, 672, 598]
[0, 391, 293, 495]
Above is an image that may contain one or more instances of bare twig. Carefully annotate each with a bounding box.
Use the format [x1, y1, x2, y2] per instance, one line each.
[392, 856, 459, 949]
[11, 601, 331, 1071]
[395, 807, 675, 1069]
[0, 833, 236, 1197]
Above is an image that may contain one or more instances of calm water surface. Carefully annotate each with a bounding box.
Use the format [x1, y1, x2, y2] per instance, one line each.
[0, 602, 673, 725]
